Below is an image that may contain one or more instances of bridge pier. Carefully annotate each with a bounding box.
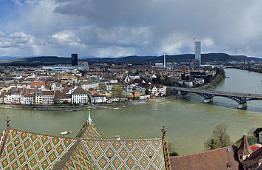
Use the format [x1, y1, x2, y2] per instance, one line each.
[177, 91, 190, 99]
[204, 98, 213, 103]
[238, 102, 247, 109]
[202, 94, 214, 103]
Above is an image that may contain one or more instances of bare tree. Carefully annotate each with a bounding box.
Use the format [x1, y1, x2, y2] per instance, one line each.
[204, 123, 231, 150]
[112, 84, 124, 98]
[98, 83, 106, 91]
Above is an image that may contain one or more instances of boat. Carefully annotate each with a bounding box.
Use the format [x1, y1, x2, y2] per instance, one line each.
[113, 107, 120, 110]
[60, 131, 72, 135]
[66, 110, 73, 112]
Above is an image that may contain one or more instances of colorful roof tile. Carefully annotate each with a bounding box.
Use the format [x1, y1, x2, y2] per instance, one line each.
[81, 139, 165, 170]
[0, 116, 167, 170]
[0, 129, 77, 170]
[76, 121, 104, 140]
[54, 141, 94, 170]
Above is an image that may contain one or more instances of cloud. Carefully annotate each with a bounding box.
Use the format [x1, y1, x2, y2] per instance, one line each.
[52, 0, 262, 57]
[11, 0, 39, 5]
[0, 32, 34, 48]
[1, 0, 262, 57]
[0, 30, 5, 37]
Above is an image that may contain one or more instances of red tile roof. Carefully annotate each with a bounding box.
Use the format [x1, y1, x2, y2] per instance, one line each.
[170, 145, 241, 170]
[28, 81, 45, 87]
[42, 91, 54, 95]
[250, 145, 261, 152]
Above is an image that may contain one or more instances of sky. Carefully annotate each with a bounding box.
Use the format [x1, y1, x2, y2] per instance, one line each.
[0, 0, 262, 58]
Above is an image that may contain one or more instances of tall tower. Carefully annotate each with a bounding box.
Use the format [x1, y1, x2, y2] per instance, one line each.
[71, 54, 78, 66]
[163, 53, 166, 68]
[194, 40, 201, 67]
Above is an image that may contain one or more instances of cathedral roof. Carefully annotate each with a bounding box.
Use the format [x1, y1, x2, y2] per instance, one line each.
[54, 140, 94, 170]
[76, 121, 104, 140]
[0, 123, 165, 169]
[80, 138, 165, 169]
[0, 128, 78, 169]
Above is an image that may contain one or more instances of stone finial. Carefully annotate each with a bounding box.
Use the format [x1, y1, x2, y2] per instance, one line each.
[6, 116, 10, 127]
[88, 104, 92, 123]
[161, 126, 167, 138]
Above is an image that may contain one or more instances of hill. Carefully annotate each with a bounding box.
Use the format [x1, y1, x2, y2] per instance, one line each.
[0, 53, 261, 66]
[84, 53, 262, 64]
[0, 56, 72, 66]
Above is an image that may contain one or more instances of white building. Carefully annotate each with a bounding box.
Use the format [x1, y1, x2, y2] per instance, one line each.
[35, 91, 43, 105]
[81, 83, 98, 90]
[91, 94, 107, 103]
[72, 87, 90, 104]
[21, 93, 34, 105]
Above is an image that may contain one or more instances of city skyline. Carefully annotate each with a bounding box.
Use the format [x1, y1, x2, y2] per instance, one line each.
[0, 0, 262, 58]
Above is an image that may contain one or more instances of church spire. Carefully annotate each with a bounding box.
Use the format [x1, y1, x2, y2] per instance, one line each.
[88, 104, 92, 124]
[237, 130, 252, 162]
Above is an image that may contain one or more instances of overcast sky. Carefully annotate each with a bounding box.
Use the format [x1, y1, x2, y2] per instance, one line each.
[0, 0, 262, 58]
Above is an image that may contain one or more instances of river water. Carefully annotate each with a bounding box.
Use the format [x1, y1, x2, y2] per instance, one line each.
[1, 68, 262, 155]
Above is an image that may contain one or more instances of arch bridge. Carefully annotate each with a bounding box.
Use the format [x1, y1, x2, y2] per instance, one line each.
[172, 87, 262, 109]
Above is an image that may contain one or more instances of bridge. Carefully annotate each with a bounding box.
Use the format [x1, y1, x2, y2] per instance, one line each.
[172, 87, 262, 109]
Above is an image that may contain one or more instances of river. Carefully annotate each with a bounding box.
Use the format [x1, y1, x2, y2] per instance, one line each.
[1, 68, 262, 155]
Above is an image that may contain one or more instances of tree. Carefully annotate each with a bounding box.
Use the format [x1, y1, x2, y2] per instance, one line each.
[145, 89, 150, 95]
[204, 138, 218, 150]
[204, 123, 231, 150]
[98, 83, 107, 91]
[112, 84, 123, 98]
[163, 75, 170, 85]
[168, 142, 179, 156]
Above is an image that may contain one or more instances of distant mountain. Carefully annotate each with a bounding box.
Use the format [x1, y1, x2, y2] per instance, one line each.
[0, 56, 72, 66]
[0, 53, 261, 66]
[0, 56, 22, 61]
[83, 53, 262, 64]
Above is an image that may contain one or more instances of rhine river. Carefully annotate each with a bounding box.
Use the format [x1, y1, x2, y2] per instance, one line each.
[1, 68, 262, 155]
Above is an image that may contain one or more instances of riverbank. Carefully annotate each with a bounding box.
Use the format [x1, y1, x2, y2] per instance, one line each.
[0, 68, 226, 111]
[0, 69, 261, 155]
[0, 98, 168, 111]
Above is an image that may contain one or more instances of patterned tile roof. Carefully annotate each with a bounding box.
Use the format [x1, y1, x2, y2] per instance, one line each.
[0, 129, 77, 170]
[81, 138, 165, 170]
[54, 141, 94, 170]
[76, 121, 104, 139]
[0, 119, 167, 170]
